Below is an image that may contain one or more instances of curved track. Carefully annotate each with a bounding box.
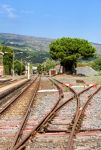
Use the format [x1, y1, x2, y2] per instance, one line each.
[12, 77, 95, 150]
[0, 76, 100, 150]
[67, 86, 101, 150]
[0, 76, 39, 149]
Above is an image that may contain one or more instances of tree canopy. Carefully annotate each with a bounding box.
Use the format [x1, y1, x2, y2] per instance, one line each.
[0, 45, 13, 75]
[14, 60, 25, 75]
[49, 37, 96, 73]
[37, 58, 56, 74]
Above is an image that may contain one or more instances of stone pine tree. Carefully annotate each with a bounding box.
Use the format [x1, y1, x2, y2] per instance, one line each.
[49, 37, 96, 73]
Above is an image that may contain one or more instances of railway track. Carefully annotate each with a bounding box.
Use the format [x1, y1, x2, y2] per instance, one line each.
[9, 77, 64, 150]
[0, 75, 100, 150]
[0, 76, 62, 150]
[11, 77, 97, 150]
[0, 75, 39, 149]
[45, 79, 96, 132]
[0, 76, 38, 114]
[10, 76, 41, 149]
[49, 78, 101, 150]
[67, 87, 101, 150]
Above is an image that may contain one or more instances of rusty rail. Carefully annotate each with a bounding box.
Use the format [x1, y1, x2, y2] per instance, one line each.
[11, 77, 94, 150]
[9, 76, 41, 150]
[0, 76, 38, 115]
[11, 77, 65, 150]
[67, 86, 101, 150]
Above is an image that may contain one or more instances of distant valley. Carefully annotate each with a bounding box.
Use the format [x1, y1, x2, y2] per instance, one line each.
[0, 33, 101, 64]
[0, 33, 52, 64]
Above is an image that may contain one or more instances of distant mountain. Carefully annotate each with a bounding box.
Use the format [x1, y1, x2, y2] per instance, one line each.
[0, 33, 101, 63]
[0, 33, 53, 63]
[91, 42, 101, 57]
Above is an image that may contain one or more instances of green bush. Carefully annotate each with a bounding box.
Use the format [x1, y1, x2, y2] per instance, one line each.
[14, 60, 25, 75]
[92, 57, 101, 71]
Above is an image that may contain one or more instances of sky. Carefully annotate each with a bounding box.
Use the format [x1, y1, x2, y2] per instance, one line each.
[0, 0, 101, 43]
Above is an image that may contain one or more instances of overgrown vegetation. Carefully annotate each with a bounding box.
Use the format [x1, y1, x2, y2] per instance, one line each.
[91, 57, 101, 71]
[37, 58, 56, 74]
[0, 45, 25, 75]
[14, 60, 25, 75]
[0, 45, 13, 75]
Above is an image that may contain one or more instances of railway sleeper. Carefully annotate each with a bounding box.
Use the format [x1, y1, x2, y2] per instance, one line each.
[38, 127, 45, 133]
[68, 123, 73, 131]
[39, 122, 49, 133]
[43, 113, 56, 125]
[75, 113, 85, 131]
[39, 114, 56, 133]
[68, 114, 76, 130]
[68, 113, 85, 132]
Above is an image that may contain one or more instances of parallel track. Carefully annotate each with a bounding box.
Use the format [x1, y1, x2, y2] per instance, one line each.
[67, 86, 101, 150]
[10, 77, 65, 150]
[0, 76, 38, 115]
[10, 76, 41, 150]
[12, 77, 94, 150]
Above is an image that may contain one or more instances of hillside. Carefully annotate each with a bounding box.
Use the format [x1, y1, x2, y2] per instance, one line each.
[92, 43, 101, 57]
[0, 33, 101, 63]
[0, 33, 53, 63]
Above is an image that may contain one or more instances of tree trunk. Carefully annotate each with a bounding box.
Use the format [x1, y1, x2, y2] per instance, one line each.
[63, 62, 76, 74]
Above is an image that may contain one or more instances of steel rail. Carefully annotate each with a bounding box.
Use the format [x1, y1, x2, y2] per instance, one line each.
[55, 85, 93, 113]
[11, 77, 65, 150]
[0, 76, 38, 115]
[53, 78, 99, 150]
[9, 76, 41, 150]
[30, 128, 101, 133]
[67, 86, 101, 150]
[52, 78, 80, 110]
[12, 77, 94, 150]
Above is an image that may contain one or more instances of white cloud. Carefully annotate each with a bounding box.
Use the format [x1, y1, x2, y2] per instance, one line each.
[0, 4, 17, 19]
